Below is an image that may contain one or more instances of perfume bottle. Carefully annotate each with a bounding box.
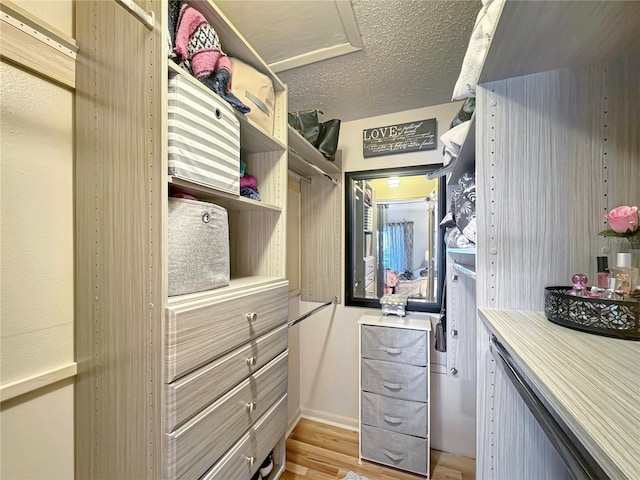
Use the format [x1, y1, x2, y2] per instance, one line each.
[609, 253, 639, 295]
[600, 277, 623, 301]
[597, 256, 609, 289]
[568, 274, 588, 297]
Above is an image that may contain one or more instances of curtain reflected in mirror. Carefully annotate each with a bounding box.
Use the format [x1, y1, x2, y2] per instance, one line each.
[346, 166, 445, 312]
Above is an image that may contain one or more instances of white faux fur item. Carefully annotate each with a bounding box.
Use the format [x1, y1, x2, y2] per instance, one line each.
[343, 472, 369, 480]
[452, 0, 504, 100]
[441, 120, 471, 159]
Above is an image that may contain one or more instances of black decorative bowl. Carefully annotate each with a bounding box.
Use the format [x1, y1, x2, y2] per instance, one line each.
[544, 287, 640, 341]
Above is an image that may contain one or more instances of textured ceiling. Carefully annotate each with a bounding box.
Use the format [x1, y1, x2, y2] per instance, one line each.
[217, 0, 479, 122]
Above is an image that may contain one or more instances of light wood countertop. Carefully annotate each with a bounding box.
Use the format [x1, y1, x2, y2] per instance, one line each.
[479, 308, 640, 479]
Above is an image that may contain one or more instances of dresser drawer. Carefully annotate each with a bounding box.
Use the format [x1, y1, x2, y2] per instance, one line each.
[361, 358, 427, 402]
[201, 394, 287, 480]
[361, 391, 427, 438]
[165, 352, 288, 480]
[361, 424, 428, 475]
[166, 282, 288, 381]
[362, 325, 427, 366]
[166, 324, 288, 431]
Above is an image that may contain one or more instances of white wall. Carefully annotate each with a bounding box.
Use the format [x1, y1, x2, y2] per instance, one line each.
[295, 102, 477, 457]
[0, 3, 75, 478]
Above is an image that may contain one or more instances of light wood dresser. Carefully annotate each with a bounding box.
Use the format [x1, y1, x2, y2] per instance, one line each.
[358, 314, 432, 478]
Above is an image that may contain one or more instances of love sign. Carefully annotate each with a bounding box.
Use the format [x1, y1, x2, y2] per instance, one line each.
[363, 118, 437, 158]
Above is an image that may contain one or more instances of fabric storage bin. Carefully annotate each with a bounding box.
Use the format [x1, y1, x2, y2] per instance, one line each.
[361, 358, 427, 402]
[168, 197, 229, 296]
[168, 73, 240, 195]
[361, 425, 428, 475]
[229, 58, 275, 135]
[362, 325, 428, 366]
[361, 391, 427, 438]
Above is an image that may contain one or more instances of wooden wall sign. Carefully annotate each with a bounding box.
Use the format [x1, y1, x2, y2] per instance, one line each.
[363, 118, 437, 158]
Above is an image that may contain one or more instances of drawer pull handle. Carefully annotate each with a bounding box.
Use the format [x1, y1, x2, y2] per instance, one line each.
[382, 381, 403, 391]
[382, 414, 405, 425]
[245, 402, 257, 412]
[383, 449, 404, 463]
[384, 346, 402, 355]
[246, 356, 257, 367]
[246, 312, 258, 322]
[245, 455, 256, 466]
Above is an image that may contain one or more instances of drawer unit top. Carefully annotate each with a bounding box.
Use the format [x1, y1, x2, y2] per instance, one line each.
[361, 325, 427, 366]
[165, 282, 288, 381]
[165, 351, 288, 480]
[166, 324, 288, 431]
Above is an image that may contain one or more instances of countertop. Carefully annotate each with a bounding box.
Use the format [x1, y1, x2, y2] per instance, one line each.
[479, 307, 640, 479]
[357, 313, 433, 331]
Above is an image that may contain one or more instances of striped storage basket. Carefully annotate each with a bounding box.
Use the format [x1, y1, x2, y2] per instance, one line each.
[168, 73, 240, 195]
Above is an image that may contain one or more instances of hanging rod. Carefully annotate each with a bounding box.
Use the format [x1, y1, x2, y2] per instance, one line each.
[288, 297, 337, 328]
[288, 149, 339, 186]
[287, 169, 312, 184]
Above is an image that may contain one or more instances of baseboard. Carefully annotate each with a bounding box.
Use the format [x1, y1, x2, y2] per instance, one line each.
[300, 407, 359, 432]
[287, 408, 302, 438]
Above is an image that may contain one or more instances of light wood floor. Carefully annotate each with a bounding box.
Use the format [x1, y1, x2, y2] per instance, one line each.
[282, 419, 475, 480]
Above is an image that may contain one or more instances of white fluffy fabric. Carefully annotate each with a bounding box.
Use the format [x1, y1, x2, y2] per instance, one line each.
[452, 0, 504, 100]
[440, 119, 471, 162]
[343, 472, 370, 480]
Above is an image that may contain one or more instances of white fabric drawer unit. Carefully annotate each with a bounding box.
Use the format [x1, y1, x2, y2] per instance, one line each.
[165, 282, 288, 381]
[201, 394, 288, 480]
[361, 425, 428, 475]
[361, 358, 427, 402]
[361, 391, 428, 438]
[358, 315, 431, 477]
[165, 351, 288, 479]
[168, 72, 240, 195]
[165, 324, 288, 431]
[361, 324, 428, 366]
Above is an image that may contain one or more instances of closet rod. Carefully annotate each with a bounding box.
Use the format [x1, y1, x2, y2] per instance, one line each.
[288, 149, 339, 186]
[287, 169, 312, 184]
[115, 0, 155, 29]
[288, 297, 337, 328]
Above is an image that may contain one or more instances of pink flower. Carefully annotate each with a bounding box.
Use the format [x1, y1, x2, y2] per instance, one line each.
[605, 205, 639, 233]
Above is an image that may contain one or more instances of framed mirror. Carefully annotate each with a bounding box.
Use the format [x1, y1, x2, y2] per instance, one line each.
[345, 165, 445, 312]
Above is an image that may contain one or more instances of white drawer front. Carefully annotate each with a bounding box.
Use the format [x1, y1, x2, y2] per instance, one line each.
[361, 424, 428, 475]
[201, 394, 288, 480]
[166, 324, 288, 431]
[361, 391, 428, 438]
[361, 325, 427, 366]
[165, 282, 288, 381]
[361, 358, 427, 402]
[165, 352, 288, 480]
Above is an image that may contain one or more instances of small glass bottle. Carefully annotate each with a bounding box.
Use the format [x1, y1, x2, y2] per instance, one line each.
[568, 274, 588, 297]
[601, 277, 623, 301]
[609, 253, 639, 295]
[597, 256, 609, 289]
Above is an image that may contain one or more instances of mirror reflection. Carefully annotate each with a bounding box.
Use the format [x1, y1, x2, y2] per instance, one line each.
[346, 167, 444, 312]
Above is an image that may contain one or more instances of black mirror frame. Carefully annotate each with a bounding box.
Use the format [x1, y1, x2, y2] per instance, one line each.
[344, 165, 446, 313]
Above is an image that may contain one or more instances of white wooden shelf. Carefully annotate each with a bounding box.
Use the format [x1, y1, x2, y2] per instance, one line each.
[426, 113, 475, 184]
[168, 60, 286, 154]
[166, 276, 286, 307]
[452, 261, 476, 281]
[447, 247, 476, 255]
[288, 125, 341, 179]
[169, 176, 282, 213]
[478, 1, 640, 84]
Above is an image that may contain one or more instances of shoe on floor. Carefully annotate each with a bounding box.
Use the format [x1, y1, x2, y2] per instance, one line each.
[259, 452, 273, 478]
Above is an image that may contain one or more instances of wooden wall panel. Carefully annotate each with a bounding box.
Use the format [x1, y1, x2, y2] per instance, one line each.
[477, 58, 640, 311]
[75, 1, 164, 478]
[301, 176, 342, 303]
[446, 254, 477, 381]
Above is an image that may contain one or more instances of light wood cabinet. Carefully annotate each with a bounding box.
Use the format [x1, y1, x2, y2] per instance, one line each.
[75, 1, 289, 478]
[471, 2, 639, 478]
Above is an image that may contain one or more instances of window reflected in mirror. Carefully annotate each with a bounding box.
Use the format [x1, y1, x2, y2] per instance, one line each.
[345, 166, 445, 312]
